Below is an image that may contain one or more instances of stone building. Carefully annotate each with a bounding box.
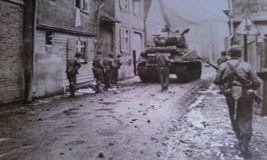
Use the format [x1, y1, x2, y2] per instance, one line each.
[0, 0, 25, 103]
[98, 0, 145, 79]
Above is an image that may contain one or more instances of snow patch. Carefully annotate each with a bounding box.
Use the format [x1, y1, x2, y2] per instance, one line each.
[187, 110, 206, 129]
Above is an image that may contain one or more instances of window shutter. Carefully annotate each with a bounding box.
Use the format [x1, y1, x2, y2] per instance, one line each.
[67, 38, 76, 60]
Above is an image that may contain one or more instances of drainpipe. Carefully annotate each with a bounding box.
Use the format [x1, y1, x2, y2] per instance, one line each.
[24, 0, 36, 102]
[95, 0, 105, 55]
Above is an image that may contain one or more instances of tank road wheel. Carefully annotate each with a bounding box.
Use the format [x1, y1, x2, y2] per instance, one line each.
[137, 63, 159, 82]
[192, 61, 202, 80]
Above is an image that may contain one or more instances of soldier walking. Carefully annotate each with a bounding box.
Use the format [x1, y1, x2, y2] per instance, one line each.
[103, 53, 115, 90]
[214, 45, 261, 158]
[113, 54, 122, 85]
[92, 51, 105, 93]
[66, 52, 82, 97]
[156, 53, 173, 91]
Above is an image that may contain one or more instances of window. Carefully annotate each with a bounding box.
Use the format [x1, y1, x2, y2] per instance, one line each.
[76, 40, 86, 57]
[133, 0, 141, 16]
[45, 31, 53, 45]
[120, 28, 130, 51]
[76, 0, 89, 13]
[120, 0, 130, 11]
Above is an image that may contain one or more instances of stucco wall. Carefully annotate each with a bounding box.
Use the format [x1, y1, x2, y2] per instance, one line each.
[37, 0, 95, 34]
[113, 0, 145, 79]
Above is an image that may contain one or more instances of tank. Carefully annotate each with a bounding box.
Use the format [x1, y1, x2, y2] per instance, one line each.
[137, 28, 202, 83]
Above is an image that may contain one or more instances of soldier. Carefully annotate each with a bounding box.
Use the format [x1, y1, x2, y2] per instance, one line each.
[92, 51, 105, 93]
[214, 45, 261, 158]
[66, 52, 82, 97]
[216, 51, 228, 93]
[216, 51, 228, 66]
[103, 53, 115, 89]
[156, 53, 173, 91]
[113, 54, 122, 84]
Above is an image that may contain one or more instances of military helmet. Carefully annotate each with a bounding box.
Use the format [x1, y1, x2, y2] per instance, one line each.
[108, 53, 114, 58]
[220, 51, 226, 56]
[228, 45, 242, 57]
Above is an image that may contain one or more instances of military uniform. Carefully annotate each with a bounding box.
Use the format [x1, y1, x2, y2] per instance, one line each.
[216, 56, 228, 66]
[113, 55, 121, 84]
[103, 54, 115, 89]
[92, 54, 105, 93]
[156, 53, 171, 91]
[216, 51, 228, 93]
[66, 55, 81, 97]
[214, 46, 261, 157]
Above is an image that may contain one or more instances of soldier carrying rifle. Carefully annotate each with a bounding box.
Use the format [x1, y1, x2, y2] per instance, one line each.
[214, 45, 262, 158]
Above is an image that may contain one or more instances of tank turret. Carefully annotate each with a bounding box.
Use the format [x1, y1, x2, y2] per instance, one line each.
[137, 28, 202, 82]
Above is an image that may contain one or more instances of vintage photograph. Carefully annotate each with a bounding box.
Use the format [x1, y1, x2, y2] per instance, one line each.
[0, 0, 267, 159]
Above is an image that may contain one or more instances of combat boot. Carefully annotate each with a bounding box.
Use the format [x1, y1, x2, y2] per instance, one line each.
[240, 138, 251, 158]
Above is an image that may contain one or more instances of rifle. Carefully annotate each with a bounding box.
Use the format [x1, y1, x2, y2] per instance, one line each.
[197, 56, 219, 70]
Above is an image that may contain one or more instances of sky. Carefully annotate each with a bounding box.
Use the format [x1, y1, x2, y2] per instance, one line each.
[164, 0, 229, 21]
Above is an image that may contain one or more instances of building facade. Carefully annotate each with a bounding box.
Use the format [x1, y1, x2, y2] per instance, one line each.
[0, 0, 25, 103]
[99, 0, 145, 79]
[1, 0, 146, 103]
[34, 0, 96, 97]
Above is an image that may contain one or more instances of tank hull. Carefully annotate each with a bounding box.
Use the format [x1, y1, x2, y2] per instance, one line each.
[137, 60, 202, 83]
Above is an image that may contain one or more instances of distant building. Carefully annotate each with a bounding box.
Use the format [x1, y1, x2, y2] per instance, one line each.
[99, 0, 145, 79]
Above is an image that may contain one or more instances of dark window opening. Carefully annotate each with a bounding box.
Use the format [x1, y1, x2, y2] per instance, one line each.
[76, 0, 81, 8]
[45, 31, 53, 45]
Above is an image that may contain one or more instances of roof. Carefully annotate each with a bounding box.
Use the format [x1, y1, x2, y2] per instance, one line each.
[99, 12, 120, 23]
[233, 14, 267, 23]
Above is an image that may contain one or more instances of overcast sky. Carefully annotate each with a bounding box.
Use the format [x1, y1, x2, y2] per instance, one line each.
[164, 0, 229, 21]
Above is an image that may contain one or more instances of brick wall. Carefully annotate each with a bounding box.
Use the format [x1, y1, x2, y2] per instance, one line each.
[0, 1, 24, 103]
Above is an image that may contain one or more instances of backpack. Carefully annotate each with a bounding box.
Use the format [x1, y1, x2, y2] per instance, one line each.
[225, 60, 242, 100]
